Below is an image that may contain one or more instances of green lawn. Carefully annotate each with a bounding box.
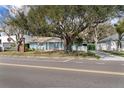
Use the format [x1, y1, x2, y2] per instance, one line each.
[0, 50, 100, 59]
[103, 50, 124, 57]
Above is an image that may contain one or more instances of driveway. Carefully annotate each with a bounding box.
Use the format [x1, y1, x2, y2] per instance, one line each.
[96, 51, 124, 61]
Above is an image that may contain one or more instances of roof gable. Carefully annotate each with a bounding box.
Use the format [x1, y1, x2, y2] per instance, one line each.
[31, 37, 63, 43]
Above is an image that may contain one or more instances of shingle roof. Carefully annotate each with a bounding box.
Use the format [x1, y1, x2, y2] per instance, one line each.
[31, 36, 63, 43]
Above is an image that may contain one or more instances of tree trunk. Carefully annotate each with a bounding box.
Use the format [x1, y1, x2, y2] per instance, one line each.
[117, 34, 122, 52]
[94, 27, 98, 51]
[94, 37, 98, 51]
[63, 37, 73, 53]
[17, 35, 25, 52]
[117, 40, 121, 52]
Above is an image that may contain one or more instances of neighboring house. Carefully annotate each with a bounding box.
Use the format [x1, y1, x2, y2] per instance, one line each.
[0, 32, 32, 51]
[97, 34, 124, 51]
[30, 36, 87, 52]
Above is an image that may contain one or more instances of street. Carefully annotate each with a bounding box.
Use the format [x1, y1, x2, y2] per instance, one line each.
[0, 56, 124, 87]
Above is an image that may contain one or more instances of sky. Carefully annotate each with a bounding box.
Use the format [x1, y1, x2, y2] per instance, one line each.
[0, 5, 23, 27]
[0, 6, 10, 26]
[0, 5, 23, 17]
[0, 6, 9, 18]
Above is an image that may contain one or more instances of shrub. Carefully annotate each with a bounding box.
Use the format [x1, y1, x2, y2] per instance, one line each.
[25, 44, 30, 51]
[87, 44, 96, 50]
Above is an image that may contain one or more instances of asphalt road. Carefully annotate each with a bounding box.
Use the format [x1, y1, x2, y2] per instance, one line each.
[0, 56, 124, 88]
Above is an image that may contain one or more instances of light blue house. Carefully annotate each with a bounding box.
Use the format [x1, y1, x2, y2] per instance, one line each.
[30, 36, 87, 52]
[30, 37, 64, 51]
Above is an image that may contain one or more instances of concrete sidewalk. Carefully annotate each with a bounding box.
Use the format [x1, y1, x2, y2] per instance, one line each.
[96, 51, 124, 61]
